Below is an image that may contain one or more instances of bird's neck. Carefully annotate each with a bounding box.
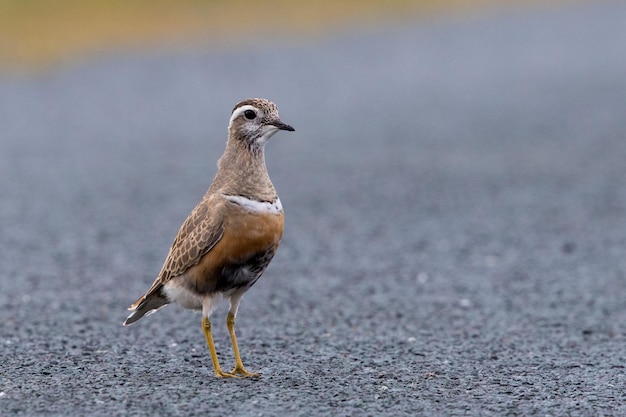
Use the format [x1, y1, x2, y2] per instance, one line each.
[208, 138, 277, 202]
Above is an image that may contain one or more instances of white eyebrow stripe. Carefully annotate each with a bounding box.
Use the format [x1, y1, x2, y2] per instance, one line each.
[229, 105, 262, 128]
[225, 195, 283, 214]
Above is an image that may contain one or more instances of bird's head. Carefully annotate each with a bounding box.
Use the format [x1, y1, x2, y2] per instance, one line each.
[228, 98, 295, 147]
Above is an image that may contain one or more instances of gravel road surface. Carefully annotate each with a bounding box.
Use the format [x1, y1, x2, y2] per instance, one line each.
[1, 2, 625, 416]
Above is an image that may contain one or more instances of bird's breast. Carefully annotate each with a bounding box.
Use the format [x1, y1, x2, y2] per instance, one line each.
[221, 203, 284, 262]
[183, 199, 284, 295]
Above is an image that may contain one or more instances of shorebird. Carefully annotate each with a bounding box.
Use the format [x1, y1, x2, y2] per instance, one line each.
[123, 98, 294, 378]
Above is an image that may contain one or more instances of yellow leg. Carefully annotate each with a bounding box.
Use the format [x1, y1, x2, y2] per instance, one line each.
[226, 312, 260, 377]
[202, 317, 235, 378]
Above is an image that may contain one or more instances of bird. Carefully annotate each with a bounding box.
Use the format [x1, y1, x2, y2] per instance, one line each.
[123, 98, 294, 378]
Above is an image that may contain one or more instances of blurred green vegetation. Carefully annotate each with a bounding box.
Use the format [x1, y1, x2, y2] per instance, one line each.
[0, 0, 557, 72]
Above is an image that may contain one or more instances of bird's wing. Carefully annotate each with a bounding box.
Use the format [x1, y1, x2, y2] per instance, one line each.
[128, 195, 225, 309]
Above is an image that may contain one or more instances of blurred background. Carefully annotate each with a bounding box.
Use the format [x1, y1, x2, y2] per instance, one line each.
[1, 0, 562, 74]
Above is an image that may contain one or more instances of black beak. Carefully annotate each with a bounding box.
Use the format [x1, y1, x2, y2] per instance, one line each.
[273, 121, 295, 132]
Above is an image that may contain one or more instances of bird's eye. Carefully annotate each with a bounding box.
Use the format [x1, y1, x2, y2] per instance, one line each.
[244, 110, 257, 120]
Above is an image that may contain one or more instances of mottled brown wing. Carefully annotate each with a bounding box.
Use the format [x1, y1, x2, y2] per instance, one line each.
[130, 195, 225, 308]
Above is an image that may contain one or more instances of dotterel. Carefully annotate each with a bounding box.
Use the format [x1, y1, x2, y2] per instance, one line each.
[124, 98, 295, 378]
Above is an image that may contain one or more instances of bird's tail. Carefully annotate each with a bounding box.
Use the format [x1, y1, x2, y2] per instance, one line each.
[123, 290, 169, 326]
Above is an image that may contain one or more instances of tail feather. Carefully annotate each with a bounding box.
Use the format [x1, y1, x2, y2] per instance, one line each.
[123, 290, 169, 326]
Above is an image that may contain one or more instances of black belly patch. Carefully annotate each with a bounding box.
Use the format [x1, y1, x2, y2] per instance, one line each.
[217, 250, 275, 292]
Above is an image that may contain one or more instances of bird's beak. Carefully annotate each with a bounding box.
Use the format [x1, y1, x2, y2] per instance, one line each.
[272, 121, 295, 132]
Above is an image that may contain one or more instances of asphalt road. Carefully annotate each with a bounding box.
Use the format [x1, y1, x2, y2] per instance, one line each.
[1, 2, 625, 416]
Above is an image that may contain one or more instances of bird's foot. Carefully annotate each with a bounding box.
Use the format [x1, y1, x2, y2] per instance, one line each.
[228, 365, 260, 378]
[214, 368, 239, 378]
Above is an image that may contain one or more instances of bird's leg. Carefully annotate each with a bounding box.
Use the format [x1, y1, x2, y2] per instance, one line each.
[202, 316, 235, 378]
[226, 312, 259, 377]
